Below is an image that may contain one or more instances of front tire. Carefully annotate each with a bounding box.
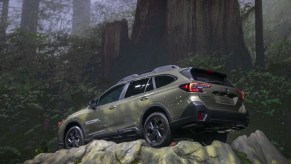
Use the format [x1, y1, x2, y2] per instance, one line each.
[64, 126, 84, 149]
[143, 112, 171, 147]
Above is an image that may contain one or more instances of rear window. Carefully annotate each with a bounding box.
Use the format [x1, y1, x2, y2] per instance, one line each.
[181, 68, 234, 87]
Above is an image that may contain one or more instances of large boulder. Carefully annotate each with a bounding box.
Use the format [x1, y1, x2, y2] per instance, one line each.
[25, 140, 239, 164]
[25, 130, 288, 164]
[231, 130, 288, 164]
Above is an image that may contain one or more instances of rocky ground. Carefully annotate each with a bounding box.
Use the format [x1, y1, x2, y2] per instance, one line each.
[25, 130, 288, 164]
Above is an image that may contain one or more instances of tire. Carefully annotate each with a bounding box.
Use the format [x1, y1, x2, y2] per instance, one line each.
[64, 126, 84, 149]
[143, 112, 172, 147]
[194, 131, 228, 145]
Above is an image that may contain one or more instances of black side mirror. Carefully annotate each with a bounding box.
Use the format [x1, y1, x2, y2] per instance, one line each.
[88, 100, 97, 110]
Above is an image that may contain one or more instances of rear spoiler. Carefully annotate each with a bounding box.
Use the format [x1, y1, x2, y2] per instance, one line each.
[191, 68, 227, 79]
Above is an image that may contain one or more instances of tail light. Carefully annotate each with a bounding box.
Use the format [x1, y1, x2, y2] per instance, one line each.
[197, 112, 203, 121]
[197, 111, 207, 121]
[179, 82, 211, 92]
[57, 120, 64, 129]
[241, 90, 245, 102]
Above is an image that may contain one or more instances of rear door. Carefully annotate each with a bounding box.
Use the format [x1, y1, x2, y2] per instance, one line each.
[190, 68, 243, 112]
[116, 77, 154, 129]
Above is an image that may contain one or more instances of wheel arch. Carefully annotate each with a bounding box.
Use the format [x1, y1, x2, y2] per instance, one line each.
[63, 120, 84, 142]
[140, 104, 171, 126]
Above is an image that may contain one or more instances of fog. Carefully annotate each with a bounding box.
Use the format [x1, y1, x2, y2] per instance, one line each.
[3, 0, 136, 34]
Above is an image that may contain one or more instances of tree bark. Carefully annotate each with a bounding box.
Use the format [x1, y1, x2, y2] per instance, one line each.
[103, 19, 130, 79]
[0, 0, 9, 52]
[20, 0, 40, 33]
[103, 0, 253, 80]
[0, 0, 9, 40]
[132, 0, 252, 71]
[255, 0, 265, 69]
[72, 0, 91, 36]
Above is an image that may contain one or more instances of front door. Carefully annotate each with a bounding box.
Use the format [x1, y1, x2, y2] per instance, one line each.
[86, 84, 125, 136]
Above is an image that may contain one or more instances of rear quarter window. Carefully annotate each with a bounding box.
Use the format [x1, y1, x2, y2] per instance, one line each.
[154, 75, 177, 88]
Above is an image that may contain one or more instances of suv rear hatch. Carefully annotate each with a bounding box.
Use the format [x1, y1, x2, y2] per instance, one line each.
[182, 68, 243, 112]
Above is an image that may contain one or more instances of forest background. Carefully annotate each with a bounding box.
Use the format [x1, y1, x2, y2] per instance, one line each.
[0, 0, 290, 162]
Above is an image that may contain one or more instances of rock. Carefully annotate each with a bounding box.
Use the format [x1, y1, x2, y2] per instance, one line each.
[231, 130, 288, 164]
[25, 140, 239, 164]
[25, 130, 288, 164]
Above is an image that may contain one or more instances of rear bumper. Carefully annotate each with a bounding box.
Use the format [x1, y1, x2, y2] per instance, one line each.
[170, 101, 249, 130]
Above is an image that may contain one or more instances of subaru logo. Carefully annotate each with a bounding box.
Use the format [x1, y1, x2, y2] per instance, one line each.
[225, 88, 230, 94]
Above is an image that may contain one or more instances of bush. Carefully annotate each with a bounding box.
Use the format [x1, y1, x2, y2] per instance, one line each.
[0, 147, 21, 164]
[0, 26, 106, 161]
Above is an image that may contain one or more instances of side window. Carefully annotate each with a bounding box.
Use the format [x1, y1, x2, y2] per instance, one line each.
[155, 75, 176, 88]
[98, 85, 124, 106]
[125, 78, 151, 98]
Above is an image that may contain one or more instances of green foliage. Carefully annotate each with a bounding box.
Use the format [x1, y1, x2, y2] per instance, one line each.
[0, 147, 21, 164]
[236, 152, 252, 164]
[0, 26, 106, 162]
[230, 69, 291, 115]
[74, 158, 82, 164]
[35, 141, 49, 155]
[179, 54, 225, 72]
[266, 39, 291, 64]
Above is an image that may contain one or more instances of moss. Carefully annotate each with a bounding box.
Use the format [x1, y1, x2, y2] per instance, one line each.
[235, 152, 252, 164]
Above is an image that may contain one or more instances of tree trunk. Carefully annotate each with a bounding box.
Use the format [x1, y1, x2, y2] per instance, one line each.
[72, 0, 90, 36]
[132, 0, 252, 71]
[255, 0, 265, 69]
[103, 19, 130, 80]
[0, 0, 9, 52]
[0, 0, 9, 39]
[103, 0, 253, 80]
[20, 0, 40, 33]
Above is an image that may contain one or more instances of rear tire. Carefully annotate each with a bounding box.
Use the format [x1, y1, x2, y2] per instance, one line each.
[143, 112, 172, 147]
[64, 126, 84, 149]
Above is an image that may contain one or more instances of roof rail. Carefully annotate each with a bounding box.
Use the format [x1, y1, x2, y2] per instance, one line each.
[118, 65, 180, 83]
[118, 74, 139, 83]
[152, 65, 180, 73]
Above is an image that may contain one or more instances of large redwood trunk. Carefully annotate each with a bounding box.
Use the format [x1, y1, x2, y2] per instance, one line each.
[20, 0, 40, 33]
[103, 0, 252, 80]
[103, 19, 130, 79]
[0, 0, 9, 40]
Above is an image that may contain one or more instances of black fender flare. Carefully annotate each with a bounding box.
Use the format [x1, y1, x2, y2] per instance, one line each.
[139, 103, 172, 129]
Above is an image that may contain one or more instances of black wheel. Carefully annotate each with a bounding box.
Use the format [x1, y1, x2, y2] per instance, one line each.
[143, 112, 171, 147]
[194, 131, 228, 145]
[64, 126, 84, 149]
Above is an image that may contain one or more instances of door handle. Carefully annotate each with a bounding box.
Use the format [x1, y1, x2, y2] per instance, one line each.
[140, 96, 149, 101]
[109, 105, 117, 110]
